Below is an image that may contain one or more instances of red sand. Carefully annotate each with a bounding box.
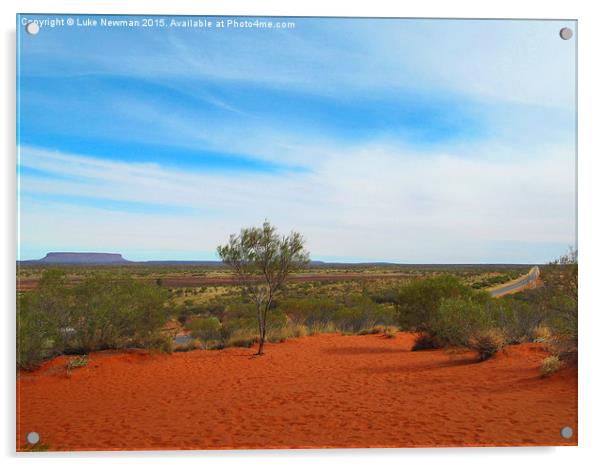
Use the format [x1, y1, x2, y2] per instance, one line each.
[16, 333, 577, 451]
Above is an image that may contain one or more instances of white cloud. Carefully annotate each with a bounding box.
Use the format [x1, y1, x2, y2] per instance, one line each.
[18, 142, 575, 263]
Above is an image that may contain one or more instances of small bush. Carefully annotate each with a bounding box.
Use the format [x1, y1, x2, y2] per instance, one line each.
[432, 297, 493, 348]
[266, 328, 288, 343]
[70, 276, 169, 353]
[532, 325, 552, 343]
[66, 355, 88, 370]
[382, 326, 397, 339]
[143, 334, 173, 353]
[540, 355, 564, 377]
[358, 326, 384, 336]
[278, 297, 395, 336]
[411, 333, 441, 351]
[287, 323, 308, 338]
[224, 327, 258, 348]
[17, 294, 56, 370]
[268, 324, 308, 342]
[308, 321, 338, 335]
[221, 302, 287, 338]
[539, 250, 578, 359]
[468, 328, 506, 361]
[187, 316, 222, 347]
[280, 298, 342, 327]
[397, 275, 476, 334]
[430, 296, 507, 360]
[547, 335, 578, 365]
[494, 299, 546, 344]
[174, 338, 203, 352]
[227, 336, 257, 348]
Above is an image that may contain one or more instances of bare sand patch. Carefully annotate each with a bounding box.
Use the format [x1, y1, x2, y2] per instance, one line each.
[17, 333, 576, 450]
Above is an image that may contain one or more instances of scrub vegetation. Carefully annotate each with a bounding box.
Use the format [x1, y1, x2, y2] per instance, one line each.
[16, 225, 577, 370]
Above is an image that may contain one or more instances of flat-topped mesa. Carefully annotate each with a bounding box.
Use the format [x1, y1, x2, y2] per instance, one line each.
[39, 252, 130, 264]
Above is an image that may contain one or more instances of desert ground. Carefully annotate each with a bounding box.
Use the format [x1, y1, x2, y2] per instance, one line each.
[17, 332, 577, 451]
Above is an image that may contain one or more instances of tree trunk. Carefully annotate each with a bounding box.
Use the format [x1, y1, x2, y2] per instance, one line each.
[256, 300, 270, 356]
[256, 301, 264, 355]
[256, 318, 266, 355]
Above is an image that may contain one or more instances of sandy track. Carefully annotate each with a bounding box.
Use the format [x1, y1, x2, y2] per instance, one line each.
[17, 333, 576, 450]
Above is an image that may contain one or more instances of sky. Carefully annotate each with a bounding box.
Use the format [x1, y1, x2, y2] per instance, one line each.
[17, 16, 577, 263]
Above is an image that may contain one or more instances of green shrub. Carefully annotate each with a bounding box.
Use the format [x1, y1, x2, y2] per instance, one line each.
[278, 296, 395, 335]
[225, 329, 258, 348]
[17, 270, 75, 369]
[493, 298, 546, 344]
[31, 270, 73, 350]
[17, 293, 58, 370]
[431, 296, 506, 360]
[279, 298, 343, 327]
[471, 273, 519, 290]
[432, 296, 494, 348]
[187, 316, 222, 346]
[141, 333, 173, 353]
[220, 302, 287, 341]
[266, 328, 287, 343]
[69, 276, 169, 353]
[335, 306, 373, 333]
[547, 294, 577, 358]
[539, 250, 577, 359]
[286, 323, 308, 338]
[396, 275, 477, 334]
[307, 321, 338, 335]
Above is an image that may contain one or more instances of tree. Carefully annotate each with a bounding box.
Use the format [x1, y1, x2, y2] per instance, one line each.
[217, 220, 310, 355]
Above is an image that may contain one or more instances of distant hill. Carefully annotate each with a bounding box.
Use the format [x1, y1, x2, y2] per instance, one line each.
[37, 252, 131, 264]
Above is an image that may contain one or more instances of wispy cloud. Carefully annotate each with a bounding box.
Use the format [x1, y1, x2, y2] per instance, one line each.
[18, 142, 575, 263]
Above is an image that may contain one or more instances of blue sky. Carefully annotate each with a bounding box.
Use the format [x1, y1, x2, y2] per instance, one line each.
[17, 16, 576, 263]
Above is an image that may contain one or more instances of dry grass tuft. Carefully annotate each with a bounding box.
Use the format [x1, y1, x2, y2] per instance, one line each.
[468, 328, 506, 361]
[411, 333, 440, 351]
[531, 325, 552, 343]
[540, 355, 565, 377]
